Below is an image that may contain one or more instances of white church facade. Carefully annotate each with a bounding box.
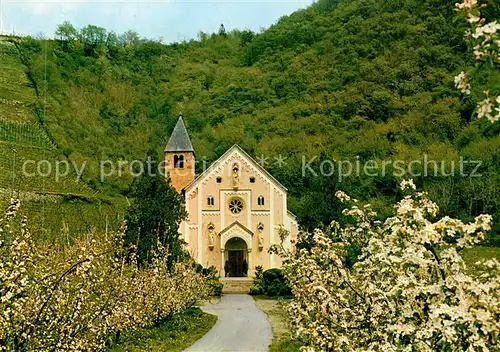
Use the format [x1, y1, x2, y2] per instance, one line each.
[164, 115, 298, 277]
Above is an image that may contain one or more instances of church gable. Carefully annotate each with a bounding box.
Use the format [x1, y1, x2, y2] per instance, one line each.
[185, 145, 287, 196]
[219, 221, 254, 250]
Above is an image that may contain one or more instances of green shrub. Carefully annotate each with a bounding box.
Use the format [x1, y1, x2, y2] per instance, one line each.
[248, 265, 264, 295]
[262, 268, 291, 297]
[248, 286, 263, 295]
[248, 266, 291, 297]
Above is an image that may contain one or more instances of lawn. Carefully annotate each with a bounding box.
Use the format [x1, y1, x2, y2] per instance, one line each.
[253, 296, 301, 352]
[109, 307, 216, 352]
[461, 246, 500, 271]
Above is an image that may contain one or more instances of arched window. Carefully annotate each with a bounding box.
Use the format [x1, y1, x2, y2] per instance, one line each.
[174, 154, 184, 168]
[249, 177, 255, 183]
[258, 196, 265, 206]
[207, 196, 214, 206]
[216, 176, 222, 183]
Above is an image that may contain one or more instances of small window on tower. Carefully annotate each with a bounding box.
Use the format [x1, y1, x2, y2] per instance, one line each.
[174, 154, 184, 168]
[207, 196, 214, 206]
[250, 177, 255, 183]
[258, 196, 265, 206]
[216, 177, 222, 183]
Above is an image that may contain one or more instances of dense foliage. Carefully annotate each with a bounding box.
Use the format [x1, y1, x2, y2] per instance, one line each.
[124, 152, 187, 267]
[249, 266, 291, 296]
[0, 200, 211, 351]
[8, 0, 500, 243]
[273, 180, 499, 351]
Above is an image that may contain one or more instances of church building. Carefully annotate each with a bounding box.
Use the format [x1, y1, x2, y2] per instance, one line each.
[164, 114, 298, 277]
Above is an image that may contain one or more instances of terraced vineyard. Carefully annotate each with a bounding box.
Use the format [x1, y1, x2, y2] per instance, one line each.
[0, 36, 125, 242]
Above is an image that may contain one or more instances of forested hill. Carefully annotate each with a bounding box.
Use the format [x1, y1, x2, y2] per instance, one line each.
[2, 0, 499, 242]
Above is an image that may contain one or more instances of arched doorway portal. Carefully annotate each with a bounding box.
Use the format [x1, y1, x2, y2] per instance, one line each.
[225, 237, 248, 277]
[219, 221, 253, 277]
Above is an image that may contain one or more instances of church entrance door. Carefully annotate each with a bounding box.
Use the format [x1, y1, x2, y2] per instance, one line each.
[228, 250, 244, 277]
[225, 237, 248, 277]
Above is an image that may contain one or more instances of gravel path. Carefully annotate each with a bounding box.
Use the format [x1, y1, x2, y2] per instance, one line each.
[185, 294, 273, 352]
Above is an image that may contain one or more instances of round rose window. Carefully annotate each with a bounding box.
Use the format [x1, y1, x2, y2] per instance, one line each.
[229, 198, 243, 214]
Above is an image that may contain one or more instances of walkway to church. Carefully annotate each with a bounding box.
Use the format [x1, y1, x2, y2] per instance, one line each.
[185, 294, 273, 351]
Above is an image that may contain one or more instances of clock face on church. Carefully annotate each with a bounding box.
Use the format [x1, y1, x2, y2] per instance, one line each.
[228, 198, 243, 214]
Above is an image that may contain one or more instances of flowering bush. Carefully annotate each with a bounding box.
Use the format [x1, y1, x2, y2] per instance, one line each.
[273, 180, 499, 351]
[0, 199, 211, 351]
[454, 0, 500, 123]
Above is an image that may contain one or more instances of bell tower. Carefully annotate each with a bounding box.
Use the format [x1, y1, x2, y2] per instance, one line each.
[164, 113, 195, 193]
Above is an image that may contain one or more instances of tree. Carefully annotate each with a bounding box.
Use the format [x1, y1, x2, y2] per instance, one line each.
[119, 29, 141, 47]
[79, 24, 107, 56]
[0, 199, 210, 350]
[124, 151, 188, 268]
[80, 25, 107, 46]
[55, 21, 78, 41]
[454, 0, 500, 123]
[105, 31, 120, 57]
[218, 23, 227, 37]
[274, 181, 498, 351]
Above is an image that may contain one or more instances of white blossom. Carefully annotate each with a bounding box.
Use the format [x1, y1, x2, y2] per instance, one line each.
[0, 200, 212, 351]
[455, 1, 500, 123]
[274, 183, 498, 351]
[400, 179, 417, 191]
[477, 97, 493, 119]
[454, 71, 471, 95]
[455, 0, 477, 10]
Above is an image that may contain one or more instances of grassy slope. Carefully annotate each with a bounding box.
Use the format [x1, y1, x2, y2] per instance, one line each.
[109, 307, 217, 352]
[462, 246, 500, 270]
[253, 296, 301, 352]
[0, 37, 126, 242]
[0, 38, 88, 194]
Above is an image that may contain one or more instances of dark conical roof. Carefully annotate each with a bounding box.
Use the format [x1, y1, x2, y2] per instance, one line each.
[164, 114, 194, 153]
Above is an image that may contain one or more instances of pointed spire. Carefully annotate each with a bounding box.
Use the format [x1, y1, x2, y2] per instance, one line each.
[164, 113, 195, 153]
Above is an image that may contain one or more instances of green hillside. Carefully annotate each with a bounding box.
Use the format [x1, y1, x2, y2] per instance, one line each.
[1, 0, 499, 243]
[0, 38, 125, 242]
